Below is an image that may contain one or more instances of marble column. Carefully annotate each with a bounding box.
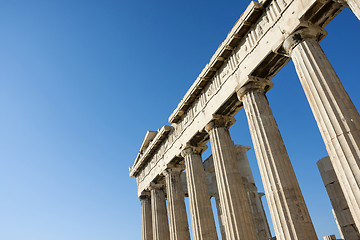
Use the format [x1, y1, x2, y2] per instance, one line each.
[181, 144, 218, 240]
[344, 0, 360, 20]
[235, 145, 272, 240]
[150, 183, 170, 240]
[284, 25, 360, 231]
[317, 156, 360, 240]
[213, 179, 227, 240]
[237, 78, 317, 240]
[164, 167, 191, 240]
[140, 193, 153, 240]
[205, 116, 257, 240]
[332, 209, 344, 239]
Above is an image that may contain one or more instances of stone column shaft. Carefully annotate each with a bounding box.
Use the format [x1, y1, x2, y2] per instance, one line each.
[332, 209, 344, 239]
[287, 32, 360, 230]
[164, 168, 191, 240]
[140, 194, 153, 240]
[150, 185, 170, 240]
[182, 145, 218, 240]
[206, 117, 257, 240]
[237, 80, 317, 240]
[235, 145, 272, 240]
[213, 180, 227, 240]
[317, 156, 360, 240]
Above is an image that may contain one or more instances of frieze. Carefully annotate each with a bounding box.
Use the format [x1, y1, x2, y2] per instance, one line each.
[132, 0, 343, 195]
[134, 0, 293, 185]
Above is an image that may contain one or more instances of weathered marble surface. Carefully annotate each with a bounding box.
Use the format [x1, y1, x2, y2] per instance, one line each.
[285, 27, 360, 231]
[182, 145, 218, 240]
[150, 185, 170, 240]
[237, 79, 317, 240]
[130, 0, 360, 239]
[130, 0, 345, 197]
[140, 194, 152, 240]
[317, 156, 360, 240]
[206, 116, 257, 240]
[164, 168, 190, 240]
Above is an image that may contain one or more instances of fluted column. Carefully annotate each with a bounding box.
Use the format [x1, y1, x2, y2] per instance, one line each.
[150, 183, 170, 240]
[284, 25, 360, 231]
[213, 193, 227, 240]
[212, 174, 227, 240]
[205, 116, 257, 240]
[164, 167, 191, 240]
[235, 145, 271, 240]
[344, 0, 360, 20]
[237, 78, 317, 240]
[140, 193, 153, 240]
[181, 144, 218, 240]
[317, 156, 360, 240]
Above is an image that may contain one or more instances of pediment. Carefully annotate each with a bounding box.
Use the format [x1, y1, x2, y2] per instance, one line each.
[133, 130, 157, 166]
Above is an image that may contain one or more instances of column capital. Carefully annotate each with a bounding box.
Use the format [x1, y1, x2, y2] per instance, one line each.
[139, 191, 151, 200]
[282, 24, 327, 55]
[236, 76, 273, 100]
[235, 144, 251, 153]
[205, 114, 236, 132]
[148, 182, 165, 191]
[163, 165, 184, 176]
[181, 143, 207, 157]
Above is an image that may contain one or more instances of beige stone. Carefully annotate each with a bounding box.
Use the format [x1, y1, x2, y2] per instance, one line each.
[332, 209, 344, 239]
[323, 235, 336, 240]
[346, 0, 360, 20]
[213, 192, 227, 240]
[188, 148, 271, 240]
[164, 167, 191, 240]
[130, 0, 345, 198]
[140, 193, 153, 240]
[150, 184, 170, 240]
[317, 156, 360, 240]
[206, 116, 257, 240]
[237, 78, 317, 240]
[235, 145, 271, 240]
[284, 26, 360, 231]
[130, 0, 356, 238]
[181, 144, 218, 240]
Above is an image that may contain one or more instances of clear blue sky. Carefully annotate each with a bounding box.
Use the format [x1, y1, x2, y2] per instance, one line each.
[0, 1, 359, 239]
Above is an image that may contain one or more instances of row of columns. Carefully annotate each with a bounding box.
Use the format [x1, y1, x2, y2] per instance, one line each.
[181, 145, 271, 240]
[140, 142, 271, 240]
[139, 22, 360, 240]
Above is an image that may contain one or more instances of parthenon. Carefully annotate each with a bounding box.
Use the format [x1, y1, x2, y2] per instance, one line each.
[130, 0, 360, 239]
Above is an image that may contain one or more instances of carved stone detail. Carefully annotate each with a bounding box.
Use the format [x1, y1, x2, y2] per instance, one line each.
[182, 143, 218, 240]
[236, 77, 273, 100]
[164, 168, 191, 240]
[181, 143, 207, 157]
[282, 24, 327, 55]
[206, 122, 257, 240]
[205, 115, 236, 132]
[150, 183, 170, 240]
[237, 79, 317, 240]
[140, 193, 153, 240]
[289, 32, 360, 231]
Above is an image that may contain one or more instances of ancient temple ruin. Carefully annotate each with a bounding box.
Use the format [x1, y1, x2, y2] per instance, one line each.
[130, 0, 360, 239]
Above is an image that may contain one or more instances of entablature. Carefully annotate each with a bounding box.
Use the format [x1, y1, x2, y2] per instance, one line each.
[168, 1, 263, 124]
[130, 0, 345, 197]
